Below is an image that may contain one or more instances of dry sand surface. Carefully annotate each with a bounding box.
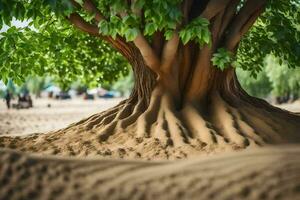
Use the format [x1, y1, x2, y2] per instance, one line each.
[0, 98, 122, 136]
[0, 145, 300, 200]
[0, 98, 299, 136]
[0, 98, 300, 199]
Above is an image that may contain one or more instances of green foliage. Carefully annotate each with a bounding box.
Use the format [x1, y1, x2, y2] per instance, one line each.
[0, 18, 130, 88]
[71, 80, 87, 94]
[179, 17, 211, 45]
[97, 14, 140, 41]
[0, 0, 299, 86]
[94, 0, 183, 41]
[237, 68, 272, 98]
[0, 90, 4, 98]
[4, 79, 17, 95]
[265, 55, 300, 97]
[211, 48, 233, 71]
[236, 0, 300, 76]
[112, 71, 134, 97]
[25, 76, 52, 97]
[238, 55, 300, 98]
[0, 0, 73, 30]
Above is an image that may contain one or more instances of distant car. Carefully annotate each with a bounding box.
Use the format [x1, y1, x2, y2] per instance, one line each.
[98, 91, 118, 99]
[83, 93, 95, 100]
[55, 92, 71, 100]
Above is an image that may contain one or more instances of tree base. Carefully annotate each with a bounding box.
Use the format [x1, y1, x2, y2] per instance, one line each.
[0, 86, 299, 160]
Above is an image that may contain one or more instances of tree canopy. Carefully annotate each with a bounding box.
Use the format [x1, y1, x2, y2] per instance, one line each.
[0, 17, 129, 86]
[0, 0, 299, 85]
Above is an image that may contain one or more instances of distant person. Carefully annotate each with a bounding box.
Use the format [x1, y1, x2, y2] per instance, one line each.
[4, 91, 12, 109]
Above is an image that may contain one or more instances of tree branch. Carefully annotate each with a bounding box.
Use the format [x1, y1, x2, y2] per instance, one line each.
[67, 0, 162, 80]
[101, 3, 162, 75]
[219, 0, 240, 36]
[133, 34, 161, 74]
[240, 7, 264, 36]
[182, 0, 194, 24]
[82, 0, 105, 21]
[152, 31, 164, 57]
[225, 0, 267, 51]
[201, 0, 232, 20]
[211, 11, 225, 49]
[161, 33, 180, 73]
[131, 0, 142, 17]
[68, 13, 134, 62]
[68, 13, 99, 36]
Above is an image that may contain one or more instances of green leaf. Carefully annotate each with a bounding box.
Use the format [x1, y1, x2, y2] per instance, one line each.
[179, 17, 211, 46]
[179, 30, 192, 45]
[202, 29, 211, 44]
[124, 28, 139, 41]
[98, 21, 110, 35]
[74, 0, 84, 6]
[144, 23, 157, 36]
[164, 30, 174, 40]
[133, 0, 145, 9]
[212, 48, 233, 70]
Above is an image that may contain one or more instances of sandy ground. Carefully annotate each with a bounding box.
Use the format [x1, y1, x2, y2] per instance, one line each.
[0, 145, 299, 200]
[0, 98, 122, 136]
[277, 101, 300, 113]
[0, 99, 300, 199]
[0, 98, 299, 136]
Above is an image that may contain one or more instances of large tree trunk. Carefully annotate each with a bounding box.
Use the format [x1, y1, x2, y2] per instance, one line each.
[1, 0, 300, 159]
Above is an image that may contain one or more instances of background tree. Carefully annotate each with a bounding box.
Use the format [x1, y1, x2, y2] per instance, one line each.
[238, 55, 300, 103]
[265, 55, 300, 102]
[0, 0, 300, 156]
[25, 76, 51, 98]
[237, 68, 272, 99]
[112, 71, 134, 97]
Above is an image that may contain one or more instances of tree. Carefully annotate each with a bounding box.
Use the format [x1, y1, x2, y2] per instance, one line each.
[25, 76, 51, 98]
[237, 67, 272, 99]
[112, 71, 134, 97]
[238, 55, 300, 102]
[0, 0, 300, 157]
[265, 55, 300, 101]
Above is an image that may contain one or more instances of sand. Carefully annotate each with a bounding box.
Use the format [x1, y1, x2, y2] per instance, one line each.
[0, 98, 122, 136]
[0, 145, 299, 200]
[0, 98, 298, 136]
[0, 98, 300, 199]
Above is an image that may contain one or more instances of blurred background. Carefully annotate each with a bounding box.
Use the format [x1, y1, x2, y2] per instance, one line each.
[0, 69, 133, 135]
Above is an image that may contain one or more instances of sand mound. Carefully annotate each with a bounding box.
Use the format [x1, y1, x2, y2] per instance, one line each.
[1, 145, 299, 200]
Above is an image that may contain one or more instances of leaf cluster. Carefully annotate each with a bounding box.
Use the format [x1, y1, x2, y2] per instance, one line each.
[236, 0, 300, 77]
[211, 48, 234, 70]
[0, 17, 129, 87]
[0, 0, 300, 85]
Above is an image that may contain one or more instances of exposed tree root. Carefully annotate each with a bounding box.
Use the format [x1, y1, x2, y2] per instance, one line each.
[1, 85, 299, 160]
